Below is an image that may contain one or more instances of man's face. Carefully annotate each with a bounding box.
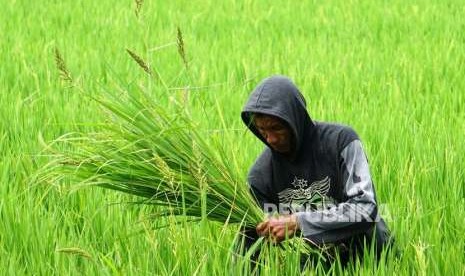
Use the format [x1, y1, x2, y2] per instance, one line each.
[253, 114, 293, 154]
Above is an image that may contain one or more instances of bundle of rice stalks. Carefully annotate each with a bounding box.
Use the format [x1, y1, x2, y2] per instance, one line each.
[40, 88, 263, 227]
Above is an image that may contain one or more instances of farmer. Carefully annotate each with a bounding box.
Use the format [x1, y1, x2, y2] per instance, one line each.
[238, 75, 392, 267]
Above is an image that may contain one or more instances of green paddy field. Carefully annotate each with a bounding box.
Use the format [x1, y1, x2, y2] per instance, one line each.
[1, 0, 464, 274]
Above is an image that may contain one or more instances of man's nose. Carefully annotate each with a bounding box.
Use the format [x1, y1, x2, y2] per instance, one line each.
[266, 132, 278, 144]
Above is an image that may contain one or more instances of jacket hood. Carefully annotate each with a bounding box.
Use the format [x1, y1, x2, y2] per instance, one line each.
[241, 75, 315, 159]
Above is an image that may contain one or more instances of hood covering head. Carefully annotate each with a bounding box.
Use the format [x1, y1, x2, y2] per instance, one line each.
[241, 75, 315, 158]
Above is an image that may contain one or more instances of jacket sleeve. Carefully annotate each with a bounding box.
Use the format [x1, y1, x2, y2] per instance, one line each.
[294, 139, 379, 244]
[246, 150, 276, 212]
[248, 171, 275, 212]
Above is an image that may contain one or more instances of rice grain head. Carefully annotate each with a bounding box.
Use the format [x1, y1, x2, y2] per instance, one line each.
[134, 0, 143, 18]
[53, 47, 73, 83]
[177, 27, 189, 70]
[126, 48, 152, 75]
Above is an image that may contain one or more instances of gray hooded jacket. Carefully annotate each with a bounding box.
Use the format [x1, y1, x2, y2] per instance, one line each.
[242, 75, 390, 249]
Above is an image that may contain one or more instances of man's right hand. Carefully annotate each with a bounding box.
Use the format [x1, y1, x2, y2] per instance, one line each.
[256, 215, 299, 243]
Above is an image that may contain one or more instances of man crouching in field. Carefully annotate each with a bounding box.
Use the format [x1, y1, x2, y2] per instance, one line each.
[237, 75, 393, 269]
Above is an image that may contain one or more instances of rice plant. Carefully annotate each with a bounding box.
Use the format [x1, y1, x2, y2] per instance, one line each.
[39, 87, 263, 227]
[2, 0, 464, 274]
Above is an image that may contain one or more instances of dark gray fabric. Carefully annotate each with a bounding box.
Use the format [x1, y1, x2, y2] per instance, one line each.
[241, 75, 391, 251]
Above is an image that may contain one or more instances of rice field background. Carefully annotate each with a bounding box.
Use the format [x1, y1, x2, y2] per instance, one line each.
[1, 0, 464, 274]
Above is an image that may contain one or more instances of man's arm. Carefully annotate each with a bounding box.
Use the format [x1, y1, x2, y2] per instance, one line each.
[293, 139, 379, 244]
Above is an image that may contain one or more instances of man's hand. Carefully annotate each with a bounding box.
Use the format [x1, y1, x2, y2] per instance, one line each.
[256, 214, 299, 243]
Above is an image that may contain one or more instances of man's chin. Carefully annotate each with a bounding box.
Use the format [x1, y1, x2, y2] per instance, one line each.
[272, 146, 291, 154]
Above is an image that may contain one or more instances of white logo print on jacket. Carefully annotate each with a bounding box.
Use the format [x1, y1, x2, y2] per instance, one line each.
[278, 176, 332, 210]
